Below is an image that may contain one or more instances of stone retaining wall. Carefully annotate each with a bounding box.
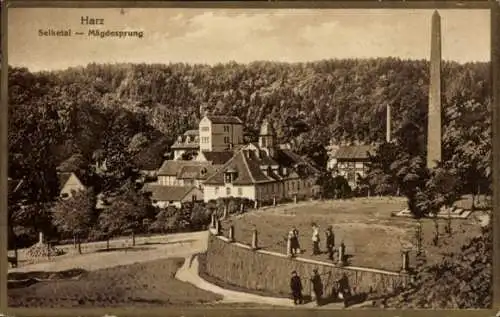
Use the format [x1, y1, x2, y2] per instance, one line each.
[204, 234, 410, 299]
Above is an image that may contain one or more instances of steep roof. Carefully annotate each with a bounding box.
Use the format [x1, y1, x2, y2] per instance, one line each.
[58, 172, 73, 188]
[203, 145, 321, 186]
[205, 115, 243, 125]
[170, 143, 200, 150]
[177, 164, 220, 180]
[142, 184, 197, 202]
[157, 160, 212, 176]
[184, 130, 199, 136]
[277, 150, 321, 177]
[204, 151, 275, 185]
[200, 151, 234, 165]
[335, 145, 375, 160]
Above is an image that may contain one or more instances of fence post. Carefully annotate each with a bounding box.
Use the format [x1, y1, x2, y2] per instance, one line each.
[210, 212, 216, 228]
[337, 242, 345, 267]
[228, 225, 235, 242]
[286, 236, 293, 257]
[254, 200, 259, 209]
[252, 229, 259, 250]
[401, 250, 410, 273]
[214, 218, 221, 235]
[294, 194, 297, 204]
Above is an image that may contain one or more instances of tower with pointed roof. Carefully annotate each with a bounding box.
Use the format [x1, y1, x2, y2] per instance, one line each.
[259, 119, 276, 158]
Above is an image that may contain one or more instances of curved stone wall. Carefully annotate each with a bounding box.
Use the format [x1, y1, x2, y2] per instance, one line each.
[203, 234, 410, 299]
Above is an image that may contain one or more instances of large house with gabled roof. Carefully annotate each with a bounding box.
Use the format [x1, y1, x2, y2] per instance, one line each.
[145, 115, 321, 205]
[156, 160, 221, 188]
[202, 119, 321, 203]
[328, 144, 376, 188]
[171, 130, 200, 160]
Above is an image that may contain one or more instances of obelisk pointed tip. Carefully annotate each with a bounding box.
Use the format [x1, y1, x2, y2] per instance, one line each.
[433, 10, 440, 17]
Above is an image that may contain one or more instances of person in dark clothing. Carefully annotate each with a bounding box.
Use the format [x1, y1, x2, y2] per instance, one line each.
[288, 227, 301, 255]
[337, 273, 352, 307]
[325, 226, 335, 261]
[290, 271, 303, 305]
[310, 269, 323, 306]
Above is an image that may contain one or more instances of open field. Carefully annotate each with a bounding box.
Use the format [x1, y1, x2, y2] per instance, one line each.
[8, 258, 223, 308]
[220, 197, 486, 271]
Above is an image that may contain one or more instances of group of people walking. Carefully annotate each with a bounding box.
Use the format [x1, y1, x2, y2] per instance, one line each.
[290, 269, 352, 307]
[288, 223, 337, 261]
[290, 269, 323, 305]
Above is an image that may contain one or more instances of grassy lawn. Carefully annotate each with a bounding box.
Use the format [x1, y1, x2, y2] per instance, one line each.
[8, 258, 222, 308]
[220, 197, 484, 271]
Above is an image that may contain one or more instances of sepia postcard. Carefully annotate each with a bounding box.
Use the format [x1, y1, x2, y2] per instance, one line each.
[1, 1, 498, 316]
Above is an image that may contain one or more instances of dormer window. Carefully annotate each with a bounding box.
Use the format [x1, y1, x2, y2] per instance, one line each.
[224, 168, 238, 183]
[260, 165, 269, 176]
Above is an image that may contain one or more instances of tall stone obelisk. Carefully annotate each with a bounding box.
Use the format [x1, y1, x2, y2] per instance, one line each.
[427, 10, 442, 169]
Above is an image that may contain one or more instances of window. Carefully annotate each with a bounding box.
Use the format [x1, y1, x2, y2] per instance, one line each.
[224, 136, 230, 144]
[238, 187, 243, 196]
[215, 187, 219, 194]
[192, 195, 197, 201]
[224, 126, 230, 132]
[61, 193, 69, 198]
[347, 171, 356, 183]
[226, 187, 231, 196]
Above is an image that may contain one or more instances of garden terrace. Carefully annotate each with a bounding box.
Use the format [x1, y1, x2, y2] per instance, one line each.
[219, 197, 484, 271]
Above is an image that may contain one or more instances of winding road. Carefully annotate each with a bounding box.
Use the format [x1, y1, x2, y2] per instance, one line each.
[9, 230, 360, 309]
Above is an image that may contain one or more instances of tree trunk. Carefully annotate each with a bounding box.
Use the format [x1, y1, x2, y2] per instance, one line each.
[477, 183, 481, 205]
[132, 232, 136, 247]
[106, 236, 110, 250]
[471, 191, 476, 211]
[77, 233, 82, 255]
[446, 206, 452, 236]
[73, 235, 77, 249]
[9, 224, 18, 266]
[433, 219, 439, 246]
[223, 204, 228, 219]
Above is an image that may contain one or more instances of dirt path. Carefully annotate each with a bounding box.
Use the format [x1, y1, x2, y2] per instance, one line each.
[175, 254, 366, 309]
[9, 229, 369, 309]
[9, 231, 209, 274]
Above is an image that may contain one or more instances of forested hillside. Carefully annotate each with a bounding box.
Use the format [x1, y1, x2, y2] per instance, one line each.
[9, 58, 490, 170]
[7, 58, 492, 309]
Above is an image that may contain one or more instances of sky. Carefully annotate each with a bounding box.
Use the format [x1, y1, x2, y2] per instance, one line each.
[8, 8, 491, 72]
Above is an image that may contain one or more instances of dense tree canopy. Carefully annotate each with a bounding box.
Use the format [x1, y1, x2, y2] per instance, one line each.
[7, 58, 491, 246]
